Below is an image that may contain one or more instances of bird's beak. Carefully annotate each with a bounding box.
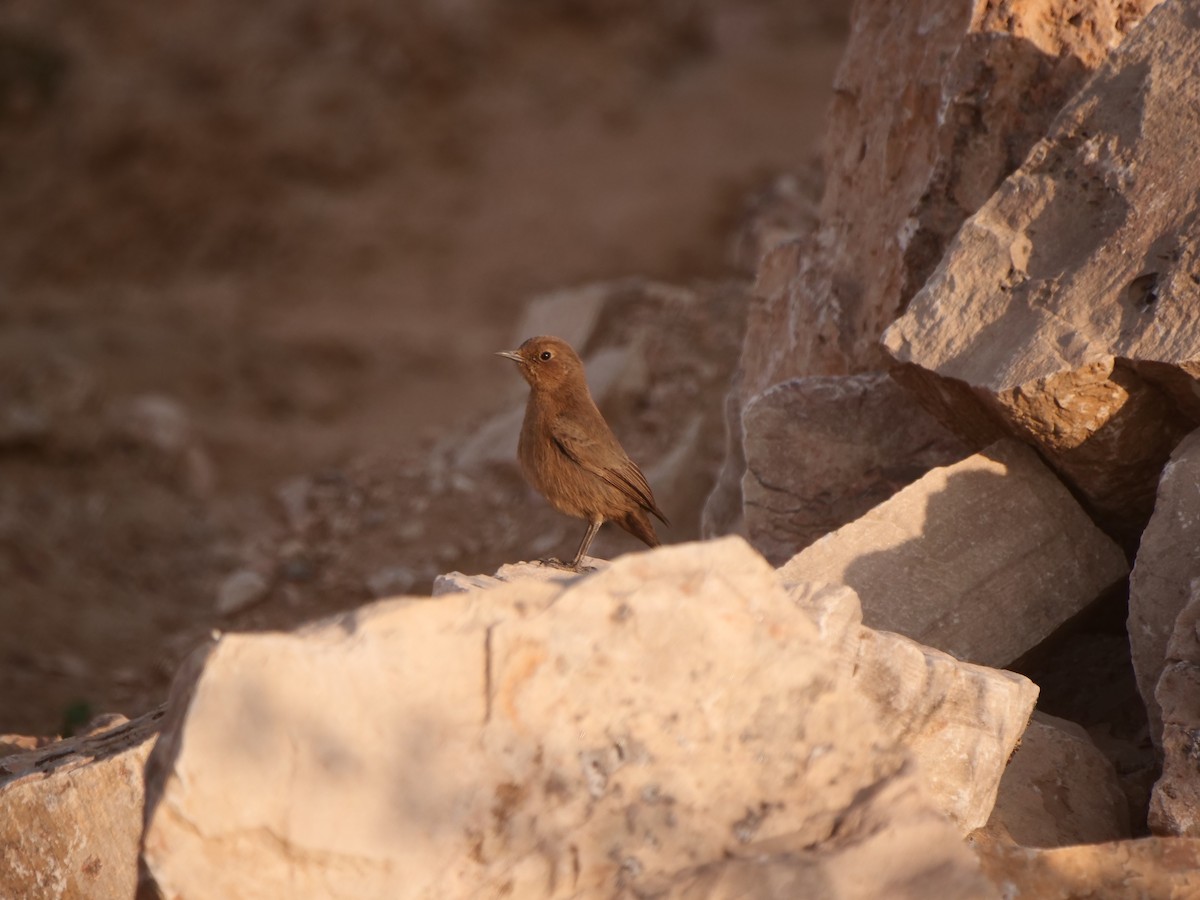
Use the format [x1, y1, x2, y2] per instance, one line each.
[496, 350, 524, 364]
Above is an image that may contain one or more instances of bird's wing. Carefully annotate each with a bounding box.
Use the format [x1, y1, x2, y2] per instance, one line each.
[550, 414, 669, 525]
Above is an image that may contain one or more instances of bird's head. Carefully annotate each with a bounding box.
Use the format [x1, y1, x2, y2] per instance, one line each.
[497, 335, 586, 392]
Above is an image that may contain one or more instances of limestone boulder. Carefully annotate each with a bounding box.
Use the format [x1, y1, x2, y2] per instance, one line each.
[979, 712, 1130, 848]
[458, 570, 1035, 836]
[1143, 438, 1200, 834]
[1152, 600, 1200, 835]
[0, 709, 162, 900]
[784, 580, 1036, 833]
[653, 766, 999, 900]
[709, 0, 1159, 548]
[883, 0, 1200, 538]
[140, 538, 1032, 899]
[973, 835, 1200, 897]
[779, 441, 1128, 668]
[848, 627, 1035, 833]
[742, 0, 1161, 397]
[432, 558, 609, 596]
[1130, 428, 1200, 751]
[741, 374, 967, 563]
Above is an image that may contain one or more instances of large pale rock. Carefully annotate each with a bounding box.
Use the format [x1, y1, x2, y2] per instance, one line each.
[973, 834, 1200, 897]
[0, 709, 161, 900]
[979, 712, 1130, 848]
[140, 538, 1027, 899]
[883, 0, 1200, 536]
[653, 766, 999, 900]
[742, 0, 1161, 396]
[709, 0, 1158, 548]
[785, 581, 1037, 833]
[850, 628, 1035, 833]
[1130, 429, 1200, 751]
[741, 374, 967, 563]
[779, 441, 1128, 668]
[1152, 589, 1200, 835]
[1144, 436, 1200, 834]
[446, 571, 1035, 836]
[432, 557, 609, 596]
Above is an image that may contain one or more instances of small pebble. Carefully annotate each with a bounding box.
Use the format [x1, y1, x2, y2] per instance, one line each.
[216, 570, 271, 616]
[366, 566, 416, 598]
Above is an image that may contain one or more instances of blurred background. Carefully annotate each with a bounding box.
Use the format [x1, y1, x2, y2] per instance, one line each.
[0, 0, 847, 734]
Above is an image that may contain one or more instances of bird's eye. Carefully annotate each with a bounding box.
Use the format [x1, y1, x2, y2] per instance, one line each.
[540, 350, 553, 361]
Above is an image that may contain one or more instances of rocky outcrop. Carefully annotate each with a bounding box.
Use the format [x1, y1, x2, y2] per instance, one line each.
[707, 0, 1161, 555]
[140, 538, 1034, 899]
[0, 709, 162, 900]
[974, 835, 1200, 897]
[849, 626, 1034, 832]
[779, 441, 1128, 668]
[883, 0, 1200, 539]
[654, 767, 999, 900]
[445, 570, 1035, 836]
[1152, 585, 1200, 836]
[433, 557, 608, 595]
[785, 580, 1036, 833]
[741, 374, 967, 563]
[980, 712, 1130, 848]
[745, 0, 1161, 394]
[1129, 429, 1200, 750]
[1136, 430, 1200, 834]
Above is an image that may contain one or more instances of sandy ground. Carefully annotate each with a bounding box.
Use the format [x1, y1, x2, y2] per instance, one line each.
[0, 1, 847, 734]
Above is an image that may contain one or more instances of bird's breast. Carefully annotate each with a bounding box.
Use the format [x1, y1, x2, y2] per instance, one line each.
[518, 401, 613, 521]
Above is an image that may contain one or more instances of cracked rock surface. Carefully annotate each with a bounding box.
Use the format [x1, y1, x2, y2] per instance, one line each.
[883, 0, 1200, 540]
[138, 538, 1030, 899]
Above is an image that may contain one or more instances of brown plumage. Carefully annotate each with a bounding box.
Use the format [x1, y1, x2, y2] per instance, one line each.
[498, 335, 668, 570]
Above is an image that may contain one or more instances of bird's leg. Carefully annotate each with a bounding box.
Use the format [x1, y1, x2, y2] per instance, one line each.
[569, 519, 603, 570]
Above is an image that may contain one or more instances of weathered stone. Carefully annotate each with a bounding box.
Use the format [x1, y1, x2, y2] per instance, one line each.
[117, 394, 193, 455]
[850, 628, 1035, 833]
[0, 733, 53, 758]
[1130, 428, 1200, 752]
[973, 834, 1200, 898]
[727, 168, 822, 275]
[779, 441, 1128, 668]
[712, 0, 1158, 550]
[741, 374, 967, 563]
[699, 368, 750, 540]
[0, 708, 162, 900]
[432, 557, 607, 595]
[785, 580, 1037, 833]
[364, 565, 417, 598]
[783, 581, 862, 674]
[883, 0, 1200, 537]
[447, 571, 1035, 835]
[742, 0, 1161, 398]
[113, 394, 217, 497]
[652, 765, 999, 900]
[1153, 623, 1200, 835]
[1145, 437, 1200, 834]
[215, 569, 271, 616]
[140, 538, 1021, 899]
[979, 712, 1130, 848]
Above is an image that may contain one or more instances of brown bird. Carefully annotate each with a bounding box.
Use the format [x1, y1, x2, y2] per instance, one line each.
[498, 335, 668, 570]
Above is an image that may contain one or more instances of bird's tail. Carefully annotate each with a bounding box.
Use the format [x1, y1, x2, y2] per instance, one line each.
[616, 508, 660, 548]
